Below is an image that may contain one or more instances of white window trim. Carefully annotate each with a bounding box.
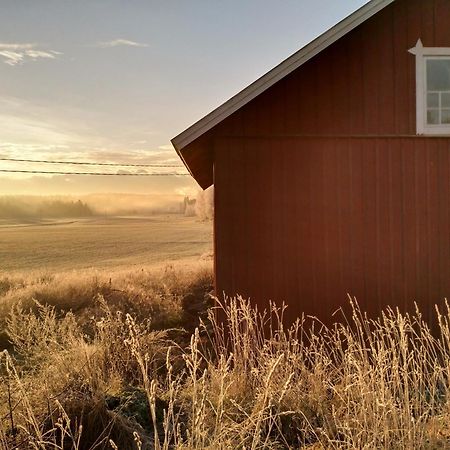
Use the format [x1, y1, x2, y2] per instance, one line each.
[409, 39, 450, 135]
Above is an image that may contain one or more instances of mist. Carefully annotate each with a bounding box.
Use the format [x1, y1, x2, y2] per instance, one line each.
[0, 193, 186, 220]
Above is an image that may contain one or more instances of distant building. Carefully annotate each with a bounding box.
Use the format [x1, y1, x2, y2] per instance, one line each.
[173, 0, 450, 328]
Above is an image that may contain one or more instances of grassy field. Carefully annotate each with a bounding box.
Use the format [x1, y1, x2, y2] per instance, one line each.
[3, 214, 450, 449]
[3, 280, 450, 449]
[0, 214, 212, 272]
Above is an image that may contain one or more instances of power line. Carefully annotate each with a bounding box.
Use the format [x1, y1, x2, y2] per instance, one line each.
[0, 157, 184, 168]
[0, 169, 190, 176]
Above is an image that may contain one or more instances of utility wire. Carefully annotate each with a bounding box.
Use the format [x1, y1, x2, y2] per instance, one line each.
[0, 157, 184, 168]
[0, 169, 190, 176]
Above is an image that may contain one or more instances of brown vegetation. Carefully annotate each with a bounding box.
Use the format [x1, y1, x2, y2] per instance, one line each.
[2, 266, 450, 449]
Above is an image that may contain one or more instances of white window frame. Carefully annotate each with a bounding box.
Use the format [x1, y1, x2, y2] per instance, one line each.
[409, 39, 450, 135]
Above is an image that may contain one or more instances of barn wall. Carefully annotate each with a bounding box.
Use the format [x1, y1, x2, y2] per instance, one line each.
[211, 0, 450, 325]
[213, 0, 450, 138]
[214, 136, 450, 324]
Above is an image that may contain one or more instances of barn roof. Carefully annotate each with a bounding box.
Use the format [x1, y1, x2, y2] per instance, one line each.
[171, 0, 396, 187]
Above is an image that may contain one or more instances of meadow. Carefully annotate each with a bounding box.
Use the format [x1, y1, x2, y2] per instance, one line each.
[2, 213, 450, 449]
[2, 270, 450, 449]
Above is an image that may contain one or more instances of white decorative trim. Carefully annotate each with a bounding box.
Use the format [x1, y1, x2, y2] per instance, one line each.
[409, 39, 450, 135]
[172, 0, 396, 151]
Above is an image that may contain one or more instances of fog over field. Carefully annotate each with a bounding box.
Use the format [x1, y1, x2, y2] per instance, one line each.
[0, 189, 214, 272]
[0, 193, 189, 220]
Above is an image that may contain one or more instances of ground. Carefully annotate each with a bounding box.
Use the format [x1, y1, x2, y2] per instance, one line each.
[0, 214, 213, 272]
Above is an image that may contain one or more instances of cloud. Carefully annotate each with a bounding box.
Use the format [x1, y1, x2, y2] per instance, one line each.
[0, 43, 61, 66]
[0, 110, 82, 148]
[158, 144, 174, 151]
[0, 43, 35, 50]
[0, 172, 196, 196]
[0, 96, 186, 195]
[0, 51, 24, 66]
[95, 39, 148, 48]
[27, 49, 61, 60]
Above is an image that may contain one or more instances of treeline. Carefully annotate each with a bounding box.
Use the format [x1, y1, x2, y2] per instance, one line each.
[0, 193, 210, 220]
[0, 198, 93, 219]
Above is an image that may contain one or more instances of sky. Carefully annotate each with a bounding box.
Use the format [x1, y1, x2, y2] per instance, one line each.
[0, 0, 367, 196]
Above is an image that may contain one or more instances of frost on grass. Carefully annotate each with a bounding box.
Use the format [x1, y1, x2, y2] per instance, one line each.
[2, 267, 450, 449]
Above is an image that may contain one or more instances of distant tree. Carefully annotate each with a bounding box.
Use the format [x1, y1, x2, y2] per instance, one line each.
[0, 196, 98, 220]
[195, 186, 214, 221]
[182, 196, 196, 216]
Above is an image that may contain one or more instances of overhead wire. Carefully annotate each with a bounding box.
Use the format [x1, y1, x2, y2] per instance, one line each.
[0, 157, 184, 168]
[0, 169, 190, 176]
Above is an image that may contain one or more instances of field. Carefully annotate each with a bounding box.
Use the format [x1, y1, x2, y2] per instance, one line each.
[3, 215, 450, 449]
[0, 214, 213, 272]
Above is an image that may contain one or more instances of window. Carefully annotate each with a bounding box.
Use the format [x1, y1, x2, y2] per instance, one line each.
[409, 39, 450, 135]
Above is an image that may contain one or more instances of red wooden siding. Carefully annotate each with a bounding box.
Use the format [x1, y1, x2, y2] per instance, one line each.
[174, 0, 450, 326]
[215, 137, 450, 325]
[210, 0, 450, 139]
[180, 0, 450, 185]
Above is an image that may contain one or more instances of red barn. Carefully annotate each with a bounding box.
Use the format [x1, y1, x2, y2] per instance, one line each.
[172, 0, 450, 325]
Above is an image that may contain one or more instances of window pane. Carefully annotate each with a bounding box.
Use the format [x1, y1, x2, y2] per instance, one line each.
[443, 93, 450, 107]
[428, 92, 439, 107]
[427, 59, 450, 91]
[442, 109, 450, 124]
[427, 109, 439, 124]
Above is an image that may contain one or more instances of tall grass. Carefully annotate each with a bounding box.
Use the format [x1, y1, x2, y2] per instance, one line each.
[2, 268, 450, 448]
[0, 264, 213, 350]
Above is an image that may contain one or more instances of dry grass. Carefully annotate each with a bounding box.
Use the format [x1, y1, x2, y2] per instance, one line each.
[0, 263, 213, 350]
[2, 267, 450, 449]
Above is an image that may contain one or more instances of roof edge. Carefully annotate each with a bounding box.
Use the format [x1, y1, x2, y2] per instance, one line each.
[172, 0, 395, 151]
